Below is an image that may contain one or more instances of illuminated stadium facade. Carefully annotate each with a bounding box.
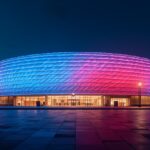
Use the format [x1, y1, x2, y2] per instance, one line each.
[0, 52, 150, 107]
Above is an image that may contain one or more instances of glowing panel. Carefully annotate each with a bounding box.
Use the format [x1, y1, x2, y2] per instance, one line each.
[0, 52, 150, 96]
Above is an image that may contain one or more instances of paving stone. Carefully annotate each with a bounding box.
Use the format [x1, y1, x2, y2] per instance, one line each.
[103, 141, 133, 150]
[133, 144, 150, 150]
[0, 110, 150, 150]
[47, 144, 75, 150]
[76, 145, 106, 150]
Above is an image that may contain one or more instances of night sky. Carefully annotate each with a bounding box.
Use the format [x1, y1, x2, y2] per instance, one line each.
[0, 0, 150, 60]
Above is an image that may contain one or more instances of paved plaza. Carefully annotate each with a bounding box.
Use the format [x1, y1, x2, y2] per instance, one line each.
[0, 110, 150, 150]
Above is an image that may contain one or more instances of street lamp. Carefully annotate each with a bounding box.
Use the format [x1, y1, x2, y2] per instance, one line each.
[138, 82, 142, 107]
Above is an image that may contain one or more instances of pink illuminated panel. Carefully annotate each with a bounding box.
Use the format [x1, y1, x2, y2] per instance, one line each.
[0, 52, 149, 96]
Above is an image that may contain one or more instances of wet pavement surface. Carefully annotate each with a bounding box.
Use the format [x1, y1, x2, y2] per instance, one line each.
[0, 110, 150, 150]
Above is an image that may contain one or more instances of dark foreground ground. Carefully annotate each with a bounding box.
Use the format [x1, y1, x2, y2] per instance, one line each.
[0, 110, 150, 150]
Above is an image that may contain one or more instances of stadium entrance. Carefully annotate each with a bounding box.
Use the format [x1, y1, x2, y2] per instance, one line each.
[110, 98, 130, 107]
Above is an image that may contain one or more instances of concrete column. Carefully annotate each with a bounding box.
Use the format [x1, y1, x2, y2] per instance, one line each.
[45, 95, 48, 106]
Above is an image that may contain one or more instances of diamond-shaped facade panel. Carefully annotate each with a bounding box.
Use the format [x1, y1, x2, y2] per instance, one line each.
[0, 52, 149, 96]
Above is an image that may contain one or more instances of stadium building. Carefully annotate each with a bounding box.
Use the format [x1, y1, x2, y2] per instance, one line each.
[0, 52, 150, 107]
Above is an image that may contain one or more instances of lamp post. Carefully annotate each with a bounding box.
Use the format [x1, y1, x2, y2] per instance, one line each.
[138, 82, 142, 107]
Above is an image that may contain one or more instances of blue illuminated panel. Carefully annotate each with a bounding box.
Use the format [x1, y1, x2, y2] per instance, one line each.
[0, 52, 150, 96]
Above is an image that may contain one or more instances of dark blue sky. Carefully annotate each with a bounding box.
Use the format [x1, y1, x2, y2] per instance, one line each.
[0, 0, 150, 59]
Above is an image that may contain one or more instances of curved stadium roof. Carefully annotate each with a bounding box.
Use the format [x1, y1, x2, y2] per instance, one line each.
[0, 52, 150, 96]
